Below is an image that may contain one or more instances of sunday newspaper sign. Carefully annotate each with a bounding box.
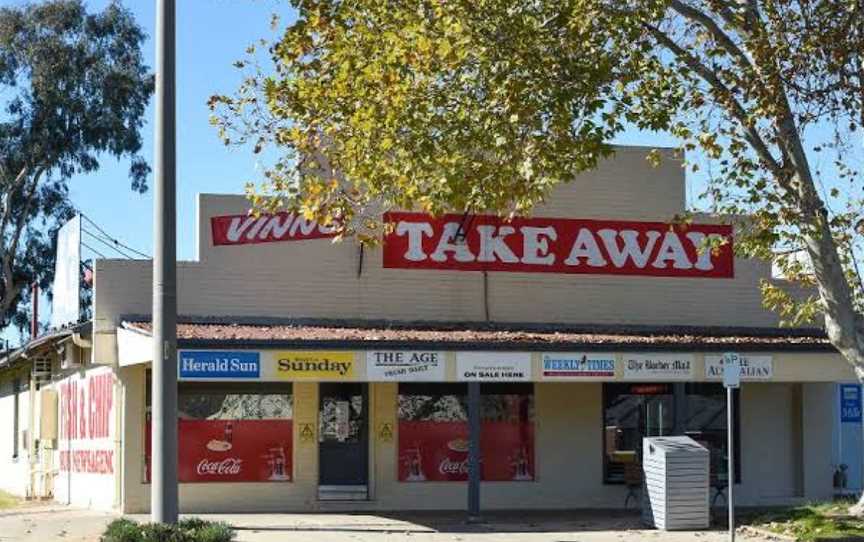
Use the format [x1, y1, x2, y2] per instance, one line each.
[383, 212, 733, 278]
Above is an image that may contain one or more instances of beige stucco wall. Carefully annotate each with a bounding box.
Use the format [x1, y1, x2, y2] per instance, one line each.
[120, 364, 324, 513]
[0, 369, 32, 498]
[119, 380, 831, 513]
[86, 145, 843, 513]
[91, 146, 803, 366]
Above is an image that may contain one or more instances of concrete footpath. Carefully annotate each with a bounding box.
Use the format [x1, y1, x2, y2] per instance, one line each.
[0, 506, 769, 541]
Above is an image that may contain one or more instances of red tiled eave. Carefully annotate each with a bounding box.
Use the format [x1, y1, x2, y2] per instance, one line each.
[121, 319, 835, 352]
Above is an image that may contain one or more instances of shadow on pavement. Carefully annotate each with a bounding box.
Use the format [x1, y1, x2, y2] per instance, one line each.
[223, 509, 684, 535]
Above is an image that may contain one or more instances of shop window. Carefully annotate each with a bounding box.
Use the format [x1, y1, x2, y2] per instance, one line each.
[603, 383, 739, 485]
[145, 382, 293, 483]
[682, 383, 741, 485]
[397, 383, 534, 482]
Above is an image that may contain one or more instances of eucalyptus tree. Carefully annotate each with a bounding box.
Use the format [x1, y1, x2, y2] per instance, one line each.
[0, 0, 153, 331]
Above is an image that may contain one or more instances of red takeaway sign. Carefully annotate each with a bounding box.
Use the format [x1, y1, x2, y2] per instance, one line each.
[383, 212, 734, 278]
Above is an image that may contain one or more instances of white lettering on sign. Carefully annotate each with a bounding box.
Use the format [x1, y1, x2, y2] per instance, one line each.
[396, 221, 434, 261]
[705, 354, 773, 380]
[196, 458, 243, 476]
[211, 212, 336, 246]
[225, 215, 333, 243]
[439, 457, 469, 475]
[366, 351, 446, 381]
[597, 229, 660, 268]
[622, 354, 694, 380]
[383, 212, 734, 278]
[456, 352, 532, 382]
[181, 357, 258, 373]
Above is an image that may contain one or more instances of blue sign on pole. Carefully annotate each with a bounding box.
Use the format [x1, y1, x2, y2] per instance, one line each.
[178, 351, 261, 379]
[840, 384, 862, 423]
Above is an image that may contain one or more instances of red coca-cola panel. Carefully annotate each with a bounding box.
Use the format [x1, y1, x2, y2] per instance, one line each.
[383, 212, 734, 278]
[145, 419, 293, 483]
[398, 421, 534, 482]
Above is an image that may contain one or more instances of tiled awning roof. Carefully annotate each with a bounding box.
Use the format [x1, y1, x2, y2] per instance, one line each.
[121, 318, 834, 352]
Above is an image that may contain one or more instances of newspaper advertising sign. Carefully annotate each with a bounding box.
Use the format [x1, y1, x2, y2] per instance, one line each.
[366, 351, 446, 381]
[706, 354, 773, 381]
[541, 353, 615, 379]
[456, 352, 531, 381]
[622, 354, 694, 380]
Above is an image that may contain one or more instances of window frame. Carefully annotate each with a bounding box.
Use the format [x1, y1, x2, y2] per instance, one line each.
[143, 372, 295, 484]
[601, 382, 741, 485]
[396, 382, 535, 482]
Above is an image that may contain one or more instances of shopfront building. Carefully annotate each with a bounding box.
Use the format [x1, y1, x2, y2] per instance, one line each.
[0, 146, 856, 512]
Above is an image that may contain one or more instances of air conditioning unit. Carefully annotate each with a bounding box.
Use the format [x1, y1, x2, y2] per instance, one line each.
[32, 355, 52, 385]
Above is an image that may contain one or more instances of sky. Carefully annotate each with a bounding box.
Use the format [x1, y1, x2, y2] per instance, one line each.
[1, 0, 299, 344]
[65, 0, 292, 263]
[10, 0, 853, 345]
[0, 0, 723, 345]
[53, 0, 675, 265]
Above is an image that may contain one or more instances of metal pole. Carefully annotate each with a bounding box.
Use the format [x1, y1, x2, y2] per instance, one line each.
[727, 386, 735, 542]
[152, 0, 178, 524]
[467, 382, 481, 521]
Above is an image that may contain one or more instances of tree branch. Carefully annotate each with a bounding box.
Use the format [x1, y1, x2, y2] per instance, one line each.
[8, 167, 44, 261]
[643, 22, 787, 184]
[670, 0, 753, 72]
[0, 166, 29, 244]
[0, 166, 44, 327]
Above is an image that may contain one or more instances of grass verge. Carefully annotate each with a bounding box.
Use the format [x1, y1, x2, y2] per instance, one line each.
[0, 491, 19, 510]
[743, 501, 864, 541]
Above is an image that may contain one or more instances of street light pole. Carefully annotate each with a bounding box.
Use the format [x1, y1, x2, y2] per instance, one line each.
[152, 0, 178, 524]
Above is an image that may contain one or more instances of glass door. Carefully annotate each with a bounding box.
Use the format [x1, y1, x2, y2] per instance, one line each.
[318, 383, 368, 495]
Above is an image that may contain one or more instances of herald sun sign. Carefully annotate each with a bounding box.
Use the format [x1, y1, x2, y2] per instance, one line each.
[383, 212, 734, 278]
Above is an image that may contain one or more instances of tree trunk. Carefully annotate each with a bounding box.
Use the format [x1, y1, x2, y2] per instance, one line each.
[795, 175, 864, 514]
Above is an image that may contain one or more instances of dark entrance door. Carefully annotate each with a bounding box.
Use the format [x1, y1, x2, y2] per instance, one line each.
[318, 383, 368, 492]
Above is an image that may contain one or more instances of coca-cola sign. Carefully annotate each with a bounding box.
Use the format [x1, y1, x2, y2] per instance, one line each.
[197, 458, 243, 476]
[146, 419, 293, 483]
[398, 421, 534, 482]
[438, 457, 469, 476]
[383, 212, 734, 278]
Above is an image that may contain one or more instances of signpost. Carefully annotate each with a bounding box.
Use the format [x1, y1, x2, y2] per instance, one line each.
[722, 352, 741, 542]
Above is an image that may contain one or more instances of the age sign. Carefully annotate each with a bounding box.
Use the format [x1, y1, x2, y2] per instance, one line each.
[383, 212, 734, 278]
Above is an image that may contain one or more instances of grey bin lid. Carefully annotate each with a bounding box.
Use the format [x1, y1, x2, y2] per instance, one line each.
[644, 436, 709, 457]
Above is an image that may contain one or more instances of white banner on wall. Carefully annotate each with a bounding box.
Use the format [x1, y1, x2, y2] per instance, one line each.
[366, 351, 446, 381]
[541, 353, 616, 379]
[622, 354, 694, 380]
[51, 215, 81, 329]
[705, 354, 773, 380]
[456, 352, 532, 381]
[55, 366, 116, 509]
